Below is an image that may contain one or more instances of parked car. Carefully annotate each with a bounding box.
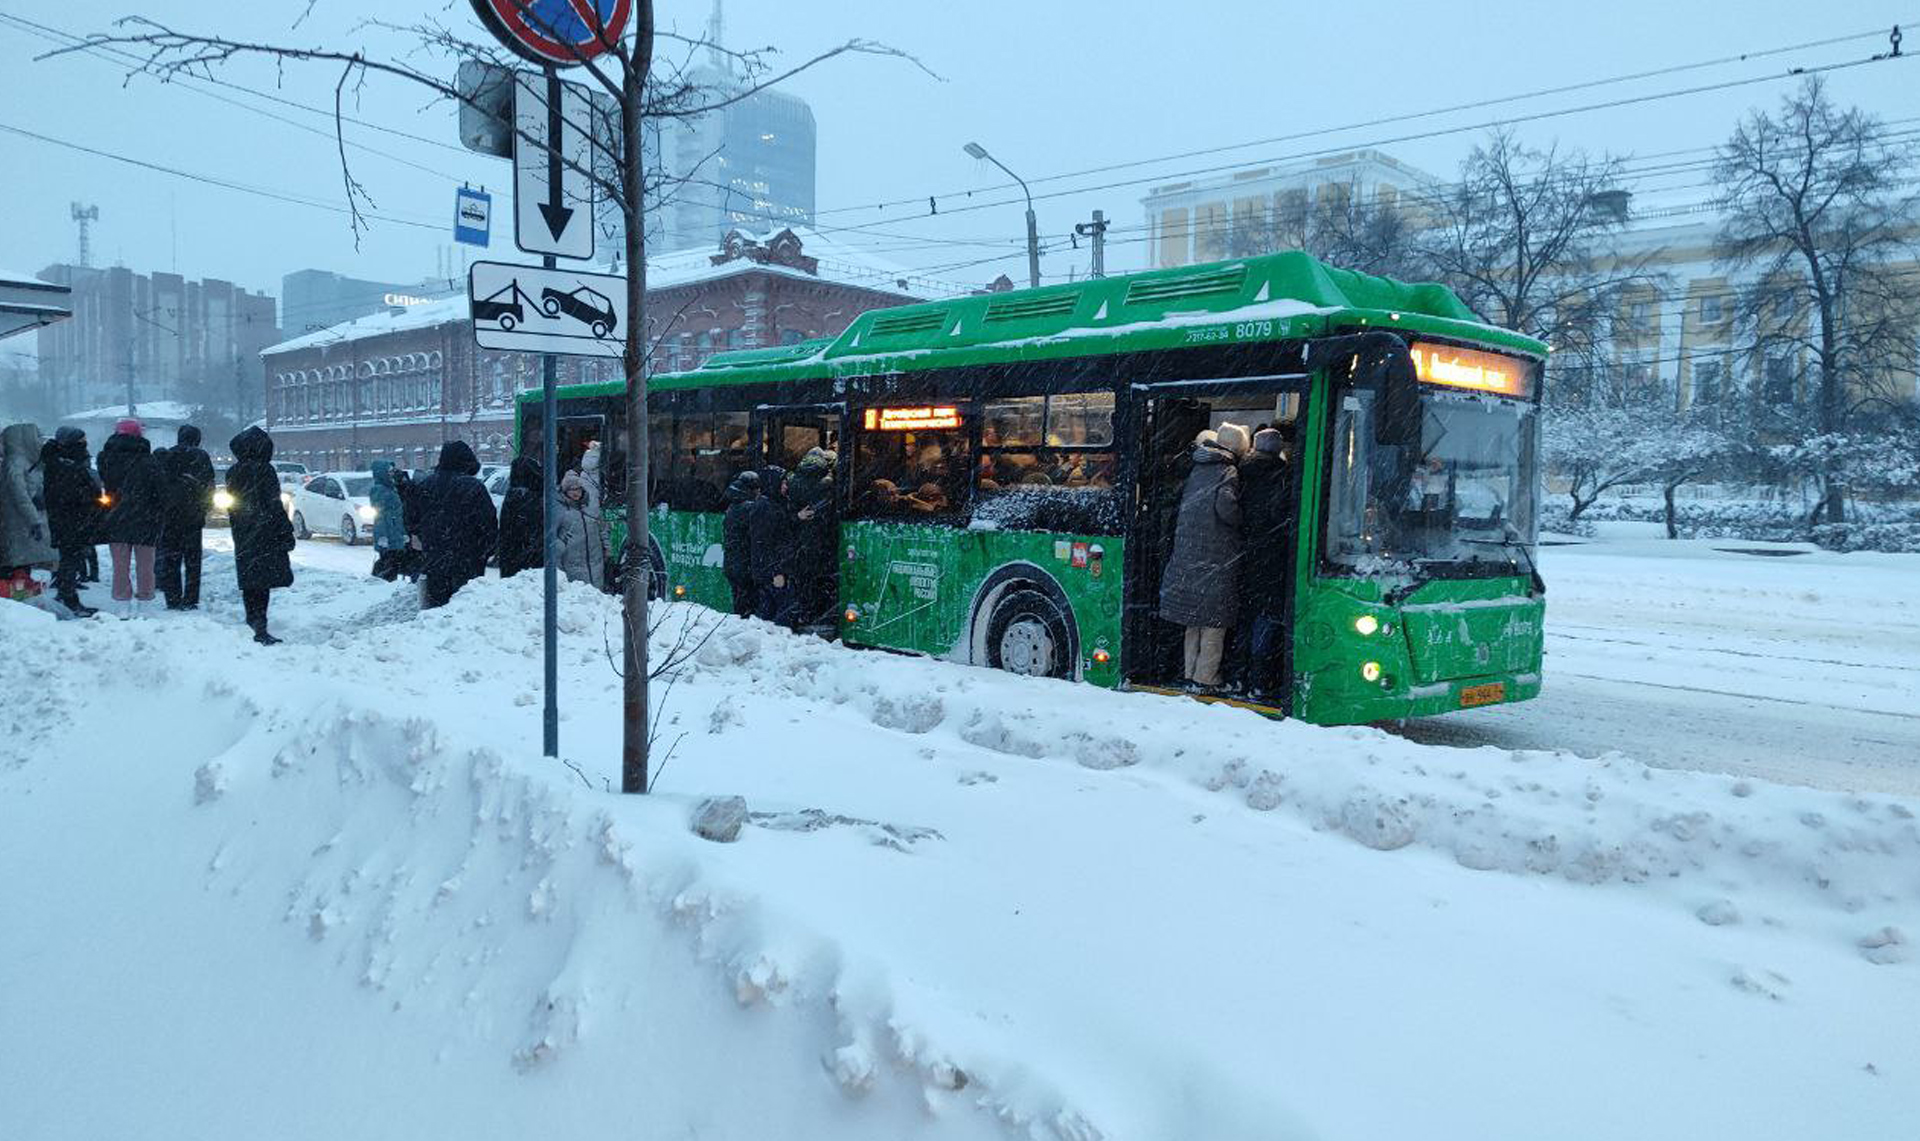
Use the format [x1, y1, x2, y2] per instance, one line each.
[272, 460, 311, 489]
[484, 468, 510, 516]
[285, 471, 379, 544]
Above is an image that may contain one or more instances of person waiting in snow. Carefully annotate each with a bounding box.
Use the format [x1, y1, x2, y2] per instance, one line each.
[746, 464, 794, 625]
[154, 424, 214, 611]
[554, 470, 607, 590]
[96, 417, 165, 616]
[720, 468, 761, 617]
[495, 456, 544, 579]
[1237, 427, 1294, 699]
[1157, 423, 1248, 690]
[225, 426, 295, 645]
[0, 422, 57, 586]
[367, 460, 416, 583]
[412, 440, 498, 609]
[39, 427, 101, 617]
[784, 447, 837, 629]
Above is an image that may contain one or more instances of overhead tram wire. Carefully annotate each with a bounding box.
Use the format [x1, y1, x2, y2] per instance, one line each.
[16, 9, 1903, 261]
[813, 21, 1920, 221]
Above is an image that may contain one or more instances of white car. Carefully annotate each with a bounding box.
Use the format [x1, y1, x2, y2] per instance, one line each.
[485, 468, 510, 516]
[272, 460, 311, 490]
[286, 471, 380, 544]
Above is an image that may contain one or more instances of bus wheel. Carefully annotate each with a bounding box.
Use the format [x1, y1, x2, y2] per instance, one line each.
[986, 589, 1071, 678]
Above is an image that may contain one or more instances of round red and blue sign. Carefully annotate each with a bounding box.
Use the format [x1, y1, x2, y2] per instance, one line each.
[469, 0, 632, 66]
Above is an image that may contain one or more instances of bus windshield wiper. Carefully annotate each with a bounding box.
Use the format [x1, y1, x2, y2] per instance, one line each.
[1461, 533, 1543, 596]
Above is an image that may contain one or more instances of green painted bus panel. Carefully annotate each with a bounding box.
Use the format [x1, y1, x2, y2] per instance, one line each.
[646, 509, 734, 610]
[1293, 574, 1543, 723]
[840, 522, 1125, 687]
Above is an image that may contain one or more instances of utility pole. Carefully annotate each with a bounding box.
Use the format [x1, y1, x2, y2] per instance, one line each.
[963, 142, 1039, 289]
[1075, 210, 1109, 278]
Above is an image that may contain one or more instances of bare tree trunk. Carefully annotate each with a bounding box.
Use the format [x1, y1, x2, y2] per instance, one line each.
[620, 1, 655, 795]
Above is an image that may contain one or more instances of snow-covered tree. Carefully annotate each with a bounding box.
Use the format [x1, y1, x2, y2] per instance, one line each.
[1713, 76, 1920, 524]
[1416, 130, 1663, 408]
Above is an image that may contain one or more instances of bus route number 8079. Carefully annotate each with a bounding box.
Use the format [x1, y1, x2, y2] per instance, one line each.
[1183, 319, 1274, 345]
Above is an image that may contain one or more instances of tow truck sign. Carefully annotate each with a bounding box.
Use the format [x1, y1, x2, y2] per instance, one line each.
[467, 260, 624, 357]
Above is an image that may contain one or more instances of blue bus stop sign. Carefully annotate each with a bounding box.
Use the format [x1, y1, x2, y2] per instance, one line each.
[454, 187, 492, 247]
[469, 0, 631, 66]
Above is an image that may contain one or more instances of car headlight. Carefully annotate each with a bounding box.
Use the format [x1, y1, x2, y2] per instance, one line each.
[212, 489, 235, 511]
[280, 492, 293, 510]
[357, 505, 378, 521]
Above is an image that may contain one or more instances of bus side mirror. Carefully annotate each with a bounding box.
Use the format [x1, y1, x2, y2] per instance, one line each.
[1373, 351, 1421, 447]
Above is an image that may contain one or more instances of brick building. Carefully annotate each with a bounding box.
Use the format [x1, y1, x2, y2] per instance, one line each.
[259, 228, 934, 471]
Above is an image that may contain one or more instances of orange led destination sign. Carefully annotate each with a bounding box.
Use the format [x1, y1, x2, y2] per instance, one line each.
[1409, 343, 1532, 398]
[865, 405, 962, 431]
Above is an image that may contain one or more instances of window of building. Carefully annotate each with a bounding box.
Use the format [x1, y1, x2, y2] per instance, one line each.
[1699, 294, 1724, 325]
[852, 404, 971, 520]
[1630, 300, 1654, 334]
[1692, 358, 1724, 405]
[725, 327, 744, 350]
[779, 329, 803, 346]
[1763, 355, 1796, 404]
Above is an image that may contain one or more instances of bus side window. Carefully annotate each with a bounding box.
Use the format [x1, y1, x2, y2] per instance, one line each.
[851, 404, 970, 519]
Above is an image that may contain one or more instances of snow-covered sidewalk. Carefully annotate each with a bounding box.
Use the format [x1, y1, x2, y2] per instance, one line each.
[2, 552, 1915, 1140]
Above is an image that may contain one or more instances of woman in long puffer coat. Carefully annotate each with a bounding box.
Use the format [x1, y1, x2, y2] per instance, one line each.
[0, 422, 56, 573]
[95, 418, 164, 611]
[39, 427, 99, 614]
[553, 470, 607, 589]
[1157, 423, 1249, 687]
[226, 426, 296, 644]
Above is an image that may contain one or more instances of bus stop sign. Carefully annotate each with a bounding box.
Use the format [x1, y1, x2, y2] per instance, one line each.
[469, 0, 631, 66]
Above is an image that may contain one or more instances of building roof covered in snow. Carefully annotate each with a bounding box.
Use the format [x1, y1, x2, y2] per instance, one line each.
[0, 267, 71, 342]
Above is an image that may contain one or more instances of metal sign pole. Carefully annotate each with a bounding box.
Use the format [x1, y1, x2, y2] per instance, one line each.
[540, 55, 560, 759]
[541, 245, 559, 758]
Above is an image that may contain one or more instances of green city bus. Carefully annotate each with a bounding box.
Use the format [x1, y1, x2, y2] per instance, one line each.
[514, 250, 1547, 725]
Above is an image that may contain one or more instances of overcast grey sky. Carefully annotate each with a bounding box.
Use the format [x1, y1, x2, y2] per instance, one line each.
[2, 0, 1914, 316]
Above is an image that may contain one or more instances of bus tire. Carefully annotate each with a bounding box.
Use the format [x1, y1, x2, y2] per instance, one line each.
[985, 589, 1072, 678]
[971, 565, 1078, 679]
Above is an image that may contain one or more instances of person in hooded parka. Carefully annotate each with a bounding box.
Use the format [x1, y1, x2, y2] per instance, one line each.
[225, 426, 295, 644]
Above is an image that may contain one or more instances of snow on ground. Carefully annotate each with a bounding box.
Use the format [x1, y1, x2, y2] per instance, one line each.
[2, 535, 1917, 1140]
[1399, 523, 1920, 796]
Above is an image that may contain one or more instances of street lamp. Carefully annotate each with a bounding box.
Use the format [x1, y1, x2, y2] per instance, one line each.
[963, 141, 1039, 289]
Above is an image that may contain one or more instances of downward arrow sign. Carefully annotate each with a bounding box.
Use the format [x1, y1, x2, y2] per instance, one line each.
[538, 69, 574, 242]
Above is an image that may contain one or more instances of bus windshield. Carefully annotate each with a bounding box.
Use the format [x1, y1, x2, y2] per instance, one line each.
[1326, 386, 1538, 572]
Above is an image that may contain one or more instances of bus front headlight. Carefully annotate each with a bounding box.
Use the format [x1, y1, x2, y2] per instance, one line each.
[1354, 615, 1379, 636]
[1360, 661, 1382, 683]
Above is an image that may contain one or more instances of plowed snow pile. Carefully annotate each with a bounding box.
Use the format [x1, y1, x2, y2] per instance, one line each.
[2, 557, 1915, 1141]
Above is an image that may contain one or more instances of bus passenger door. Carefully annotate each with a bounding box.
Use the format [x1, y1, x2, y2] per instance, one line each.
[1126, 395, 1209, 687]
[753, 403, 846, 630]
[1127, 381, 1303, 708]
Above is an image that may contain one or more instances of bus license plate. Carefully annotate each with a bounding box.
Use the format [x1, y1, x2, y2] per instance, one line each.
[1459, 683, 1505, 707]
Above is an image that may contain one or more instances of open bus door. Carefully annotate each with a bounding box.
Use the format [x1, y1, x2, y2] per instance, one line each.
[753, 402, 847, 631]
[1124, 378, 1305, 710]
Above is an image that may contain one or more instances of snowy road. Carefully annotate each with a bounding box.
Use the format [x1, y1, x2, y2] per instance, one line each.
[238, 528, 1920, 795]
[1396, 529, 1920, 796]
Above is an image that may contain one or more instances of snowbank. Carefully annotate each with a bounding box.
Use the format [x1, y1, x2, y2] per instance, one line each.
[3, 555, 1915, 1140]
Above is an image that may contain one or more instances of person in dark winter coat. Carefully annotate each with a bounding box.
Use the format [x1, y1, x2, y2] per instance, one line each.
[1237, 428, 1295, 697]
[745, 465, 794, 625]
[720, 469, 760, 616]
[96, 418, 165, 610]
[412, 440, 498, 608]
[226, 426, 295, 644]
[39, 428, 101, 615]
[783, 447, 838, 628]
[154, 424, 214, 609]
[1157, 423, 1249, 687]
[495, 455, 544, 578]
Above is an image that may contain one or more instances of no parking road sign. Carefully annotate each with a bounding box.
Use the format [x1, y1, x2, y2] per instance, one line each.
[469, 0, 632, 66]
[469, 260, 624, 358]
